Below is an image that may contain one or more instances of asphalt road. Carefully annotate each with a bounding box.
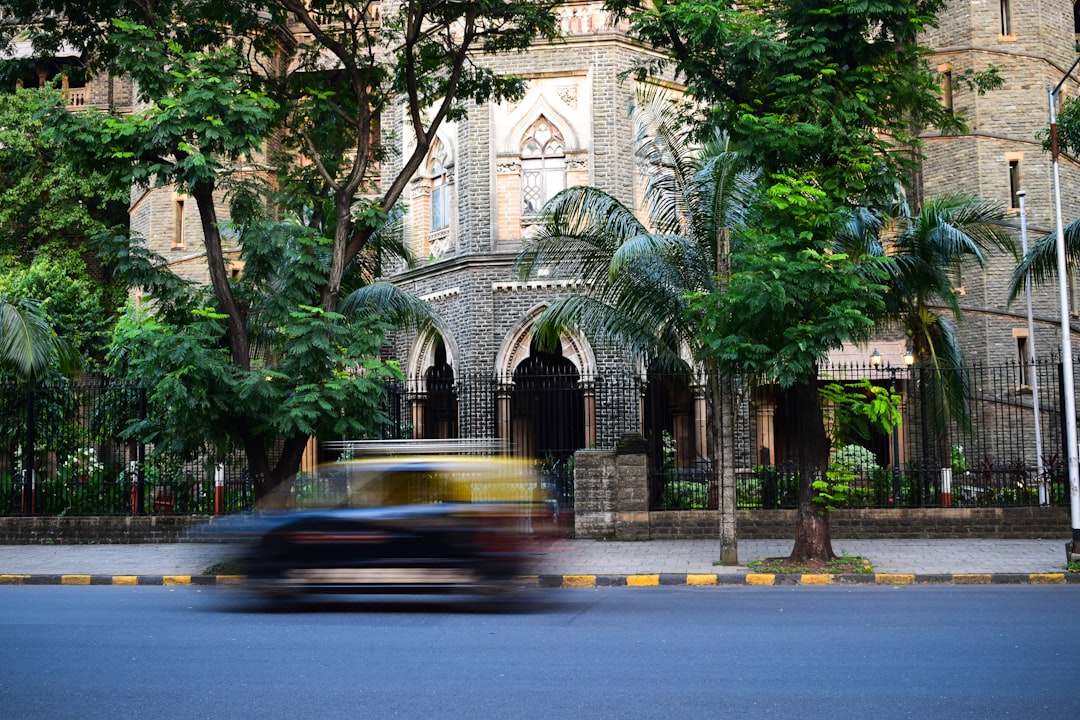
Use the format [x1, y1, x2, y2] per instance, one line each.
[1, 585, 1077, 719]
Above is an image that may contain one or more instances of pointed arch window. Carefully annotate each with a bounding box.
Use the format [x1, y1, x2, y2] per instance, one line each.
[429, 140, 451, 231]
[520, 117, 566, 216]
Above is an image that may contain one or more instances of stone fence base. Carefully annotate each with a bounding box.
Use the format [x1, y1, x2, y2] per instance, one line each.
[0, 515, 209, 544]
[575, 448, 1073, 541]
[0, 507, 1069, 544]
[680, 507, 1069, 540]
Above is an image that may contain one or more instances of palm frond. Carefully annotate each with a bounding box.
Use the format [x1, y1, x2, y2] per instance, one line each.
[339, 281, 436, 335]
[516, 185, 648, 282]
[1008, 216, 1080, 303]
[515, 86, 755, 369]
[0, 297, 75, 380]
[909, 311, 973, 432]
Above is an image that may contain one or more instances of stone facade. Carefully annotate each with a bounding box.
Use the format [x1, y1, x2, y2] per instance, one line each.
[920, 1, 1080, 366]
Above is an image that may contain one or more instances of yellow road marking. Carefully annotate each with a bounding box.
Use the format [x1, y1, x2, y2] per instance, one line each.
[215, 575, 247, 585]
[686, 574, 717, 586]
[627, 574, 659, 586]
[162, 575, 191, 585]
[876, 573, 915, 585]
[61, 575, 91, 585]
[745, 573, 775, 585]
[1028, 573, 1065, 584]
[562, 575, 596, 588]
[800, 574, 831, 585]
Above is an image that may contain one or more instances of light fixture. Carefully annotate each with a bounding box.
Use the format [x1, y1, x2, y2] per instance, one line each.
[869, 348, 882, 366]
[903, 348, 915, 367]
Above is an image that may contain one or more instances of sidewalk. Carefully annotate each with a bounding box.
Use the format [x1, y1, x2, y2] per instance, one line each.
[0, 538, 1075, 586]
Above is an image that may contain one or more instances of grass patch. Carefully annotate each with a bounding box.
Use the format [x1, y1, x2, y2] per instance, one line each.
[1067, 561, 1080, 574]
[748, 552, 874, 575]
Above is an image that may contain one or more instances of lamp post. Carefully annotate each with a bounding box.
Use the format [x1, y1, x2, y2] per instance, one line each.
[1016, 190, 1047, 504]
[1047, 63, 1080, 554]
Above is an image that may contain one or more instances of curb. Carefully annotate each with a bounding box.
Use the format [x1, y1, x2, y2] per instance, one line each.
[2, 573, 1078, 587]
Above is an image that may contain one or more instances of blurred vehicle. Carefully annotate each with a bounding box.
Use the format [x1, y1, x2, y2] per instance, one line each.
[227, 452, 553, 599]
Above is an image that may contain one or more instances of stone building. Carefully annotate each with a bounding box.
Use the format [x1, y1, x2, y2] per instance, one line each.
[381, 4, 680, 463]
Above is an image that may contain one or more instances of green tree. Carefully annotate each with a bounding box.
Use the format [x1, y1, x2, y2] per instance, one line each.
[610, 0, 988, 560]
[515, 89, 757, 562]
[2, 1, 559, 501]
[0, 87, 128, 263]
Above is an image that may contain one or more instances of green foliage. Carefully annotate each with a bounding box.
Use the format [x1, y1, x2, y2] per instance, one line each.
[1043, 96, 1080, 157]
[2, 1, 562, 497]
[38, 26, 280, 194]
[820, 378, 902, 447]
[738, 466, 799, 508]
[829, 444, 880, 477]
[748, 552, 873, 574]
[0, 252, 108, 370]
[659, 478, 710, 510]
[0, 297, 78, 380]
[104, 224, 403, 463]
[0, 87, 128, 261]
[690, 226, 890, 387]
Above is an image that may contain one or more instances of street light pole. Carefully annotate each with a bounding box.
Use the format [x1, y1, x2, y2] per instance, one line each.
[889, 367, 900, 505]
[1016, 191, 1046, 504]
[1047, 63, 1080, 554]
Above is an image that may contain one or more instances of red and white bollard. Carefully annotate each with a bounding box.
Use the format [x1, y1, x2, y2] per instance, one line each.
[214, 463, 225, 516]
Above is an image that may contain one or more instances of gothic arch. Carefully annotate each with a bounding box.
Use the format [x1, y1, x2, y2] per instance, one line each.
[407, 326, 460, 383]
[494, 304, 597, 379]
[501, 95, 581, 156]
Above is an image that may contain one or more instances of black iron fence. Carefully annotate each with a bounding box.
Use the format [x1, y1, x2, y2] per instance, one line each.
[0, 380, 251, 517]
[0, 357, 1073, 516]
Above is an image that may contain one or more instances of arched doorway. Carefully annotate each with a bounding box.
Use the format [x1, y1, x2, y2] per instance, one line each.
[510, 337, 585, 461]
[406, 330, 461, 441]
[422, 338, 457, 439]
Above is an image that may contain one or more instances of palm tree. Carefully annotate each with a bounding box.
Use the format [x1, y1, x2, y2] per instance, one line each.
[839, 193, 1016, 439]
[515, 90, 757, 368]
[514, 89, 758, 563]
[0, 297, 78, 380]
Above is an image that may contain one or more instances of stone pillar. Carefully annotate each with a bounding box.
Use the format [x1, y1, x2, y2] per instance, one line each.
[614, 432, 650, 540]
[573, 434, 652, 540]
[573, 449, 617, 539]
[409, 393, 426, 440]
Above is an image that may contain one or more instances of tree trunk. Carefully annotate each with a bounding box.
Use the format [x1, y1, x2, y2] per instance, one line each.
[784, 373, 836, 562]
[710, 362, 738, 565]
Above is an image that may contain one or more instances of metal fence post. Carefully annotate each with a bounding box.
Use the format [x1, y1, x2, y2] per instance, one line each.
[136, 387, 147, 515]
[22, 385, 35, 515]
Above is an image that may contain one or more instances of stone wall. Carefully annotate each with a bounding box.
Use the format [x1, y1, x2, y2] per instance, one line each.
[0, 505, 1068, 544]
[0, 515, 209, 545]
[737, 506, 1071, 540]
